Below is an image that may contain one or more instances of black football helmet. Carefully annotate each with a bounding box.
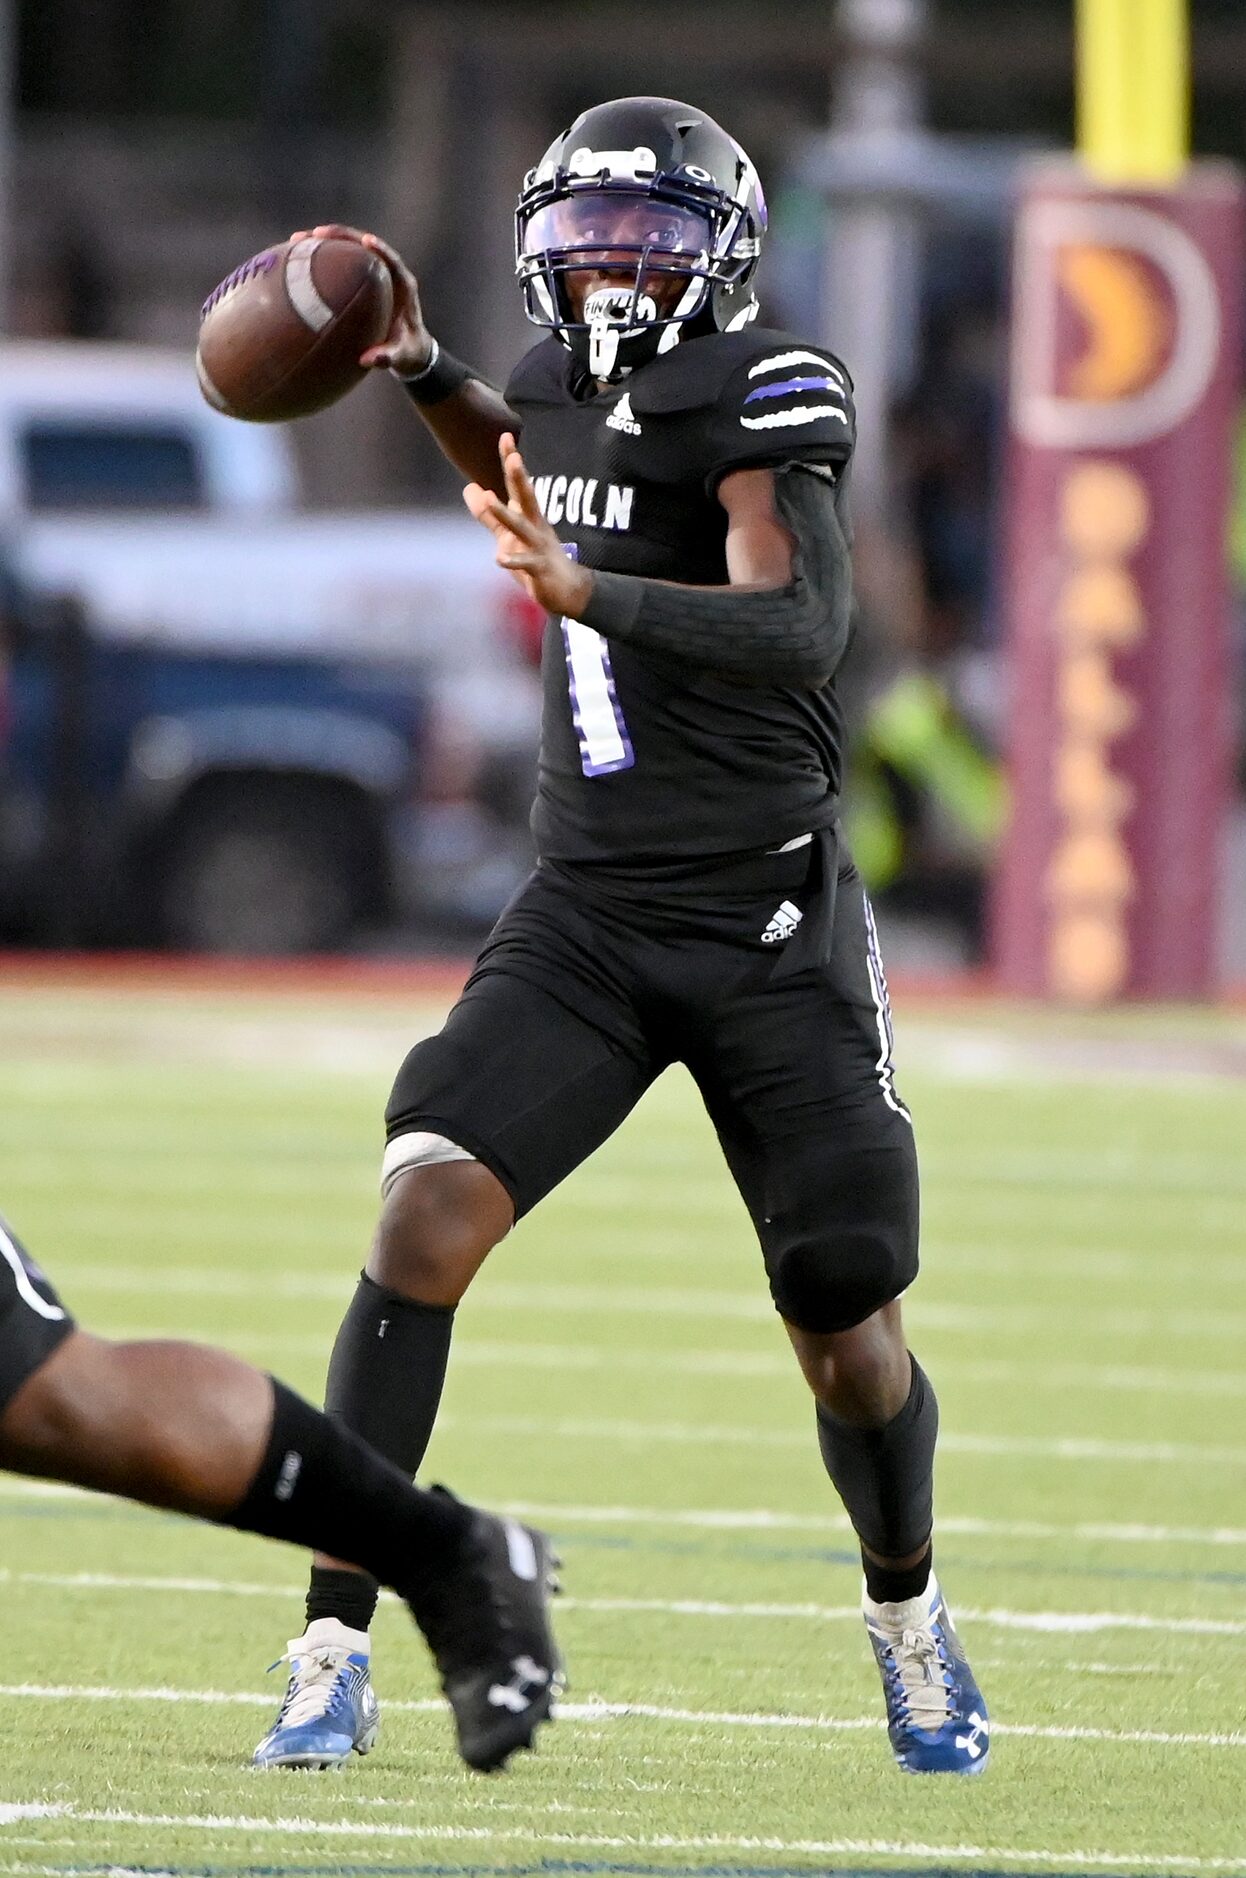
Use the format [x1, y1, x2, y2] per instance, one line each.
[516, 96, 767, 381]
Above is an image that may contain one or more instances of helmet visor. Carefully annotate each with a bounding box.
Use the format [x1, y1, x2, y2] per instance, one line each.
[521, 190, 714, 266]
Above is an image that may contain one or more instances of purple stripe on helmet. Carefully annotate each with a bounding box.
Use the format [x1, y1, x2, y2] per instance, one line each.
[744, 375, 839, 404]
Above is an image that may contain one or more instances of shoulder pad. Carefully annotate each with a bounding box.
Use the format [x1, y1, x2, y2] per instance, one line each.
[629, 329, 852, 416]
[504, 338, 574, 407]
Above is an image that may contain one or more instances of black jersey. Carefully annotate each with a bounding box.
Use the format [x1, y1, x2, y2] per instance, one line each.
[503, 326, 856, 872]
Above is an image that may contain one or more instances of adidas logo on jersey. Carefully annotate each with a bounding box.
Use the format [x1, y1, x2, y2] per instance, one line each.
[605, 392, 642, 436]
[761, 900, 804, 945]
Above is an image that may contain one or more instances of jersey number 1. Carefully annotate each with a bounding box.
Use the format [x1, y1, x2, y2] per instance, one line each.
[555, 543, 633, 777]
[560, 616, 635, 777]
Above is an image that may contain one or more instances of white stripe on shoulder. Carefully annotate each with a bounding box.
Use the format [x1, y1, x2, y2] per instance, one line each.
[748, 351, 846, 385]
[740, 405, 850, 431]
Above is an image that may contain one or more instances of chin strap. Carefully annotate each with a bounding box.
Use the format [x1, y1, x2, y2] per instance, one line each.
[724, 298, 761, 331]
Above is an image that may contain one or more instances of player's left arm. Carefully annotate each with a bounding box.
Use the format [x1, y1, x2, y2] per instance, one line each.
[466, 437, 853, 689]
[717, 466, 798, 588]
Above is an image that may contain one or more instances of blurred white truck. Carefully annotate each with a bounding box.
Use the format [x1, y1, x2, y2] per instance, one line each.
[0, 340, 541, 952]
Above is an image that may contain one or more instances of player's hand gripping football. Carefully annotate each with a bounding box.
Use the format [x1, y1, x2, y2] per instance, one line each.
[465, 436, 594, 620]
[289, 223, 433, 374]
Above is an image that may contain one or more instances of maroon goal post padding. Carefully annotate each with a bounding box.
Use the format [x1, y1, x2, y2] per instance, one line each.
[994, 160, 1245, 1001]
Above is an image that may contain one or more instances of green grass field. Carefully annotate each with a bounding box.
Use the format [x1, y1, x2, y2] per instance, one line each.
[0, 971, 1243, 1877]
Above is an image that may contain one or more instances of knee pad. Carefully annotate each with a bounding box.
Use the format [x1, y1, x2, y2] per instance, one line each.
[760, 1122, 919, 1332]
[381, 1130, 477, 1199]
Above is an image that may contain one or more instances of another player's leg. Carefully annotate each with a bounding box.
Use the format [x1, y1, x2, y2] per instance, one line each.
[0, 1316, 562, 1773]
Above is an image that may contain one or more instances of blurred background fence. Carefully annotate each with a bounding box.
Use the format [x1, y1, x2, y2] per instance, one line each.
[0, 0, 1243, 981]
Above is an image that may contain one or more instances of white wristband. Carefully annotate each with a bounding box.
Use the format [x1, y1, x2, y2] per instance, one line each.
[392, 338, 440, 384]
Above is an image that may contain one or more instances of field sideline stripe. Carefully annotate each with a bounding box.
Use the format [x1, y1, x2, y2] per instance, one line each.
[3, 1570, 1245, 1640]
[1, 1481, 1242, 1550]
[1, 1803, 1244, 1872]
[0, 1684, 1241, 1749]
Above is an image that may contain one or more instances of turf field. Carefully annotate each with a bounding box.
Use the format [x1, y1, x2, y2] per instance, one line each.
[0, 966, 1243, 1878]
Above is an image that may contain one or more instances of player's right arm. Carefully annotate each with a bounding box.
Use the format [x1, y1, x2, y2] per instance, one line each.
[298, 223, 517, 498]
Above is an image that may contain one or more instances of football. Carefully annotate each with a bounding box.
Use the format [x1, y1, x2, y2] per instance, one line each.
[196, 235, 394, 422]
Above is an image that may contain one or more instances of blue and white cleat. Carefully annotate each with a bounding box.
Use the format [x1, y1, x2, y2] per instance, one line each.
[864, 1574, 989, 1775]
[252, 1619, 380, 1770]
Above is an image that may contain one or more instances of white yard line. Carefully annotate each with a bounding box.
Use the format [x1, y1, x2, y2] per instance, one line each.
[935, 1359, 1246, 1399]
[4, 1400, 1238, 1464]
[1, 1803, 1245, 1871]
[0, 1682, 1241, 1747]
[79, 1330, 1246, 1401]
[5, 1411, 1242, 1463]
[503, 1502, 1246, 1548]
[921, 1148, 1246, 1193]
[437, 1412, 1246, 1467]
[48, 1263, 1246, 1340]
[2, 1573, 1243, 1640]
[2, 1481, 1243, 1548]
[926, 1241, 1246, 1282]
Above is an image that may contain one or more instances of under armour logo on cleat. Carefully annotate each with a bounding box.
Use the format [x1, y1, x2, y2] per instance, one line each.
[487, 1654, 551, 1713]
[606, 391, 641, 436]
[955, 1711, 989, 1759]
[761, 900, 803, 945]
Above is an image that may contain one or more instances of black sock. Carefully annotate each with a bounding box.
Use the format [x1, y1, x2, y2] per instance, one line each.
[226, 1379, 472, 1599]
[861, 1542, 933, 1605]
[307, 1272, 456, 1630]
[305, 1566, 378, 1634]
[816, 1354, 938, 1595]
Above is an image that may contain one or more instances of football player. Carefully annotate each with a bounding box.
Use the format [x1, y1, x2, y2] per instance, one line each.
[0, 1210, 560, 1772]
[259, 96, 988, 1777]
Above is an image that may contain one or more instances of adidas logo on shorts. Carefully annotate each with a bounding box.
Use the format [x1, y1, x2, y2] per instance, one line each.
[761, 900, 803, 945]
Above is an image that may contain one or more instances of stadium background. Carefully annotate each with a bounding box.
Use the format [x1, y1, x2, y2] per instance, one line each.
[1, 0, 1243, 976]
[0, 4, 1244, 1876]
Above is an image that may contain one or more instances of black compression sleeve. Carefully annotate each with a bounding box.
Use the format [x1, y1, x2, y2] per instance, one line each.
[577, 466, 853, 686]
[816, 1355, 938, 1560]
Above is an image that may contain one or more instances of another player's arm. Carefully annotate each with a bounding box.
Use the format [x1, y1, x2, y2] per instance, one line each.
[301, 223, 516, 497]
[467, 436, 851, 688]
